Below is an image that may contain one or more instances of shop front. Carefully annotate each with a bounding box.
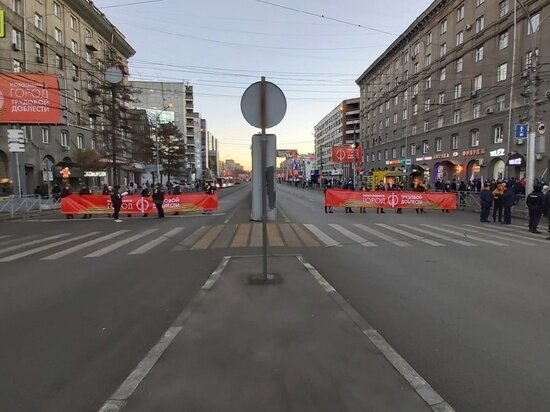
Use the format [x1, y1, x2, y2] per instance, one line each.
[507, 153, 526, 179]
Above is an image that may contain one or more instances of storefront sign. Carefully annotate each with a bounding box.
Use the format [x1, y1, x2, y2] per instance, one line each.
[452, 152, 459, 157]
[324, 189, 456, 210]
[84, 171, 107, 177]
[385, 159, 403, 166]
[507, 154, 524, 166]
[433, 153, 450, 159]
[415, 156, 432, 161]
[462, 148, 486, 157]
[489, 148, 505, 157]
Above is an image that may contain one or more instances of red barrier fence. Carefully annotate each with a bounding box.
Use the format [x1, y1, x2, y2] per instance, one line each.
[325, 189, 457, 210]
[61, 194, 218, 215]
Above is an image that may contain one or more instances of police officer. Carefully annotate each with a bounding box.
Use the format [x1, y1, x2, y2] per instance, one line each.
[526, 184, 545, 233]
[111, 185, 123, 222]
[152, 183, 165, 218]
[479, 182, 493, 223]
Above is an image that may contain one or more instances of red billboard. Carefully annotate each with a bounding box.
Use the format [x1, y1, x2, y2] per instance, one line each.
[331, 146, 363, 163]
[0, 73, 63, 124]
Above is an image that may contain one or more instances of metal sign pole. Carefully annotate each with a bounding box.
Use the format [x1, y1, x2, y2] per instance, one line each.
[15, 152, 22, 197]
[260, 76, 268, 281]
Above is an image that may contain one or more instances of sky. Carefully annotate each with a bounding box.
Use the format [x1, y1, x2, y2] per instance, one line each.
[93, 0, 433, 169]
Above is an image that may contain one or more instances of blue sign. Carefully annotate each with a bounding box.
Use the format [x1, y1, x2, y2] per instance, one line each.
[515, 124, 528, 139]
[405, 158, 412, 166]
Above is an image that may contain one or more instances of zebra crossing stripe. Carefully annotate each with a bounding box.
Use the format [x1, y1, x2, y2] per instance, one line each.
[211, 224, 237, 249]
[172, 225, 210, 251]
[0, 232, 99, 262]
[0, 235, 10, 240]
[42, 230, 130, 260]
[353, 224, 411, 247]
[328, 224, 377, 247]
[303, 224, 341, 247]
[278, 223, 302, 247]
[267, 223, 284, 247]
[420, 224, 507, 246]
[398, 224, 476, 246]
[0, 234, 39, 248]
[249, 223, 263, 247]
[191, 225, 224, 250]
[462, 224, 549, 244]
[0, 233, 70, 255]
[290, 223, 320, 247]
[445, 224, 537, 246]
[376, 224, 445, 247]
[84, 229, 159, 257]
[231, 224, 251, 248]
[128, 228, 184, 255]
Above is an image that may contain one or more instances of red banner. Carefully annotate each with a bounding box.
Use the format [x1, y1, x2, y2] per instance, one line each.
[0, 73, 63, 124]
[324, 189, 457, 210]
[61, 194, 219, 215]
[331, 146, 363, 163]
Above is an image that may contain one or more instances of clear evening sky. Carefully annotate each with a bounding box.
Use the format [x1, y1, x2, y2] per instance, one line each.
[94, 0, 432, 169]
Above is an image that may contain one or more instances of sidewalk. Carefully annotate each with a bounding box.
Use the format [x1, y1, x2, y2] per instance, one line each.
[100, 255, 452, 412]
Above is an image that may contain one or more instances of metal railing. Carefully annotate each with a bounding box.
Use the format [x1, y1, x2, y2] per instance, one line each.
[0, 195, 60, 218]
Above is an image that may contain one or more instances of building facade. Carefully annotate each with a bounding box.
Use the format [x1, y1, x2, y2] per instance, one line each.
[357, 0, 550, 186]
[0, 0, 135, 195]
[314, 98, 360, 181]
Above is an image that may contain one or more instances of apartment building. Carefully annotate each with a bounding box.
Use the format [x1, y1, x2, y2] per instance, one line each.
[314, 98, 360, 180]
[0, 0, 135, 194]
[357, 0, 550, 185]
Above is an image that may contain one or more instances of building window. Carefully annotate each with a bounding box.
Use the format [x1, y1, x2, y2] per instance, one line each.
[41, 128, 49, 143]
[35, 42, 44, 58]
[13, 59, 23, 72]
[70, 15, 78, 31]
[393, 113, 398, 124]
[457, 4, 465, 22]
[35, 13, 44, 30]
[412, 83, 419, 96]
[496, 94, 506, 111]
[474, 74, 483, 91]
[475, 45, 484, 62]
[499, 1, 509, 17]
[401, 108, 407, 120]
[414, 62, 419, 74]
[424, 121, 430, 132]
[394, 95, 399, 105]
[440, 67, 446, 81]
[91, 138, 97, 150]
[473, 103, 481, 119]
[470, 130, 480, 147]
[386, 100, 390, 110]
[436, 137, 442, 152]
[12, 0, 22, 14]
[404, 50, 409, 63]
[74, 89, 81, 103]
[497, 63, 507, 81]
[413, 103, 418, 116]
[404, 70, 409, 80]
[493, 125, 504, 143]
[440, 19, 448, 34]
[73, 64, 79, 77]
[401, 146, 406, 157]
[61, 131, 69, 147]
[403, 90, 408, 101]
[425, 54, 432, 66]
[12, 29, 22, 49]
[71, 40, 79, 54]
[379, 104, 383, 114]
[411, 125, 417, 135]
[378, 151, 382, 161]
[426, 32, 432, 45]
[456, 57, 463, 72]
[476, 16, 485, 33]
[440, 43, 447, 57]
[53, 2, 62, 18]
[379, 120, 383, 130]
[438, 92, 445, 105]
[452, 134, 459, 150]
[85, 28, 92, 40]
[425, 76, 432, 90]
[77, 134, 84, 149]
[55, 28, 63, 43]
[89, 116, 95, 129]
[422, 140, 429, 154]
[499, 31, 509, 49]
[424, 98, 431, 112]
[437, 116, 444, 128]
[476, 0, 485, 6]
[454, 83, 463, 99]
[411, 143, 417, 155]
[453, 110, 461, 124]
[385, 117, 389, 127]
[528, 14, 540, 35]
[456, 31, 464, 46]
[413, 42, 420, 56]
[392, 147, 397, 159]
[55, 54, 63, 69]
[525, 50, 534, 68]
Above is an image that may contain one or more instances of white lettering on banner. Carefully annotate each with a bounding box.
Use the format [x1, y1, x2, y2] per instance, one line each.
[489, 148, 505, 157]
[84, 171, 107, 177]
[508, 158, 522, 165]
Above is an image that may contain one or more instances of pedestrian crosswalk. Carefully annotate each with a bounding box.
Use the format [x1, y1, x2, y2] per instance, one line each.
[0, 222, 548, 262]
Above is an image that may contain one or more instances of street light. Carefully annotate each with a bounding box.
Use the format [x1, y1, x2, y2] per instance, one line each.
[152, 103, 173, 184]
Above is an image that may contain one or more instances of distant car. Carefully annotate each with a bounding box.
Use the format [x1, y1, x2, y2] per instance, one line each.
[178, 181, 194, 191]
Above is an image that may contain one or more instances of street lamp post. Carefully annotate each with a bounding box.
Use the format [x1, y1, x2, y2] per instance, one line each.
[153, 103, 173, 185]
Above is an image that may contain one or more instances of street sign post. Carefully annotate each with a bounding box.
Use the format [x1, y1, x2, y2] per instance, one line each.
[515, 123, 529, 140]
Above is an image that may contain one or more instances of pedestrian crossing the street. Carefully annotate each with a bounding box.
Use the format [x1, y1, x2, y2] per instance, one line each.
[0, 222, 548, 262]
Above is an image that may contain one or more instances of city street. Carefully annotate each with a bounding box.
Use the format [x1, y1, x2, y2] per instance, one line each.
[1, 182, 549, 411]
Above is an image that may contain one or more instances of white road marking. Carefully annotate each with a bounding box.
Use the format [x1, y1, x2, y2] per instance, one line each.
[172, 226, 210, 251]
[446, 225, 536, 246]
[303, 224, 342, 247]
[376, 224, 445, 247]
[0, 234, 39, 248]
[462, 224, 549, 244]
[328, 224, 377, 247]
[128, 227, 184, 255]
[41, 231, 129, 260]
[0, 232, 98, 262]
[0, 233, 70, 255]
[0, 235, 10, 240]
[399, 224, 476, 246]
[420, 224, 507, 246]
[353, 224, 411, 247]
[84, 229, 158, 258]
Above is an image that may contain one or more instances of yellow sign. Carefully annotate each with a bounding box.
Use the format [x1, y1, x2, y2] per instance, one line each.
[0, 10, 5, 38]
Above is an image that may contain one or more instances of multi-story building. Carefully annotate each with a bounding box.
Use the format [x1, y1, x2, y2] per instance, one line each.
[314, 98, 360, 181]
[129, 81, 195, 182]
[357, 0, 550, 186]
[0, 0, 135, 194]
[207, 133, 219, 177]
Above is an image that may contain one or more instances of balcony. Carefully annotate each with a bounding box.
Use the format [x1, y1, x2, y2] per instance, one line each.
[85, 38, 98, 51]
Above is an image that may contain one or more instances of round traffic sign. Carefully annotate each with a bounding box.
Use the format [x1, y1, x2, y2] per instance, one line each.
[105, 67, 123, 84]
[241, 80, 286, 129]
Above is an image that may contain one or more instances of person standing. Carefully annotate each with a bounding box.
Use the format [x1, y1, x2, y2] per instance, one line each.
[543, 185, 550, 239]
[79, 185, 93, 219]
[458, 180, 467, 207]
[492, 182, 504, 222]
[51, 183, 61, 203]
[526, 184, 545, 233]
[413, 182, 426, 214]
[344, 178, 354, 213]
[111, 185, 123, 222]
[359, 183, 368, 213]
[60, 184, 74, 219]
[375, 182, 385, 214]
[152, 183, 165, 218]
[479, 182, 493, 222]
[324, 181, 333, 213]
[500, 183, 514, 225]
[140, 185, 150, 217]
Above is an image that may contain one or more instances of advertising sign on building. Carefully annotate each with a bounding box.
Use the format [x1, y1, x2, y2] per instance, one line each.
[276, 149, 298, 158]
[0, 73, 63, 124]
[7, 128, 25, 152]
[331, 146, 363, 163]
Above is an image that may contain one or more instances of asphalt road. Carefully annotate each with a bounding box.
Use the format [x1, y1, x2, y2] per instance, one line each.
[1, 182, 549, 411]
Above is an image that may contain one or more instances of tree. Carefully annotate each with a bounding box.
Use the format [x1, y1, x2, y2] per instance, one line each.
[75, 148, 103, 171]
[158, 122, 185, 182]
